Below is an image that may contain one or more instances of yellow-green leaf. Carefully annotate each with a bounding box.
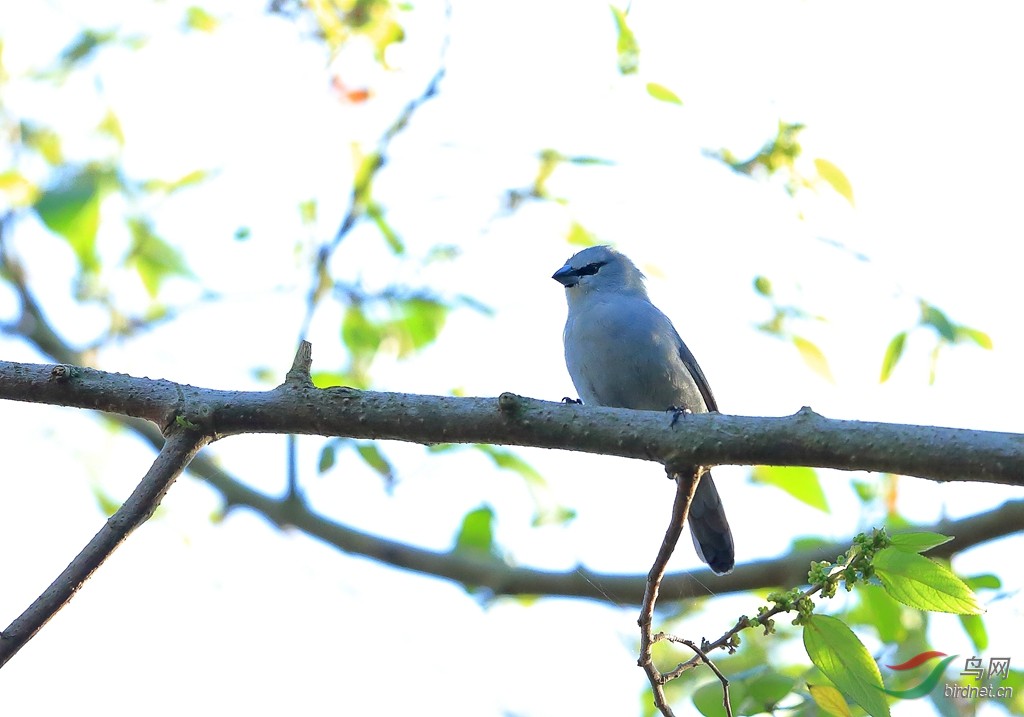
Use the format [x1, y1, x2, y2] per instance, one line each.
[803, 615, 890, 717]
[807, 684, 853, 717]
[33, 172, 103, 272]
[185, 6, 219, 32]
[750, 465, 829, 512]
[610, 6, 639, 75]
[646, 82, 682, 105]
[567, 221, 597, 247]
[793, 335, 833, 382]
[0, 170, 39, 206]
[889, 531, 952, 554]
[874, 548, 983, 615]
[814, 158, 854, 206]
[879, 331, 906, 383]
[955, 326, 993, 350]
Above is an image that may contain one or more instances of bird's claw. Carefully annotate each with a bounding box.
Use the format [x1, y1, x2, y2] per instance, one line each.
[668, 405, 692, 427]
[562, 396, 583, 405]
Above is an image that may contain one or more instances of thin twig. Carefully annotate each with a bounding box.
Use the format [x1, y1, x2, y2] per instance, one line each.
[637, 470, 701, 717]
[0, 428, 209, 668]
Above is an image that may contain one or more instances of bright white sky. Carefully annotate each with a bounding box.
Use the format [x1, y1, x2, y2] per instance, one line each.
[1, 1, 1022, 716]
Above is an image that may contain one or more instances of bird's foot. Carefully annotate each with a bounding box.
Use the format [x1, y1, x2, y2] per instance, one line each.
[562, 397, 583, 405]
[668, 405, 692, 427]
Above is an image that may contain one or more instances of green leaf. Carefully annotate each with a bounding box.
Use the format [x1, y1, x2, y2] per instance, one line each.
[802, 614, 890, 717]
[393, 298, 447, 355]
[97, 108, 125, 147]
[693, 679, 745, 717]
[476, 445, 544, 487]
[318, 443, 337, 473]
[124, 217, 192, 297]
[753, 275, 773, 297]
[747, 671, 795, 707]
[955, 326, 993, 350]
[807, 684, 853, 717]
[366, 200, 404, 254]
[60, 29, 117, 66]
[34, 171, 103, 272]
[566, 221, 597, 247]
[873, 548, 983, 614]
[610, 5, 639, 74]
[814, 158, 855, 206]
[792, 335, 834, 382]
[91, 484, 121, 518]
[750, 465, 829, 512]
[879, 332, 906, 383]
[964, 573, 1001, 590]
[452, 505, 498, 558]
[0, 170, 39, 207]
[310, 371, 351, 388]
[646, 82, 682, 105]
[919, 303, 957, 342]
[889, 531, 953, 554]
[142, 169, 212, 194]
[856, 584, 905, 644]
[355, 441, 394, 483]
[959, 614, 988, 652]
[185, 6, 219, 32]
[20, 121, 63, 164]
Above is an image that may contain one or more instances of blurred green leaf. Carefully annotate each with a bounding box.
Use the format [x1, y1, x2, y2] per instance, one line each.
[646, 82, 682, 105]
[393, 298, 447, 355]
[367, 200, 404, 254]
[855, 583, 905, 644]
[964, 573, 1001, 590]
[792, 335, 833, 382]
[318, 442, 337, 473]
[889, 532, 952, 554]
[452, 504, 498, 558]
[33, 170, 103, 272]
[355, 441, 394, 483]
[751, 465, 829, 512]
[91, 484, 121, 518]
[746, 671, 795, 707]
[879, 331, 906, 383]
[874, 549, 983, 614]
[955, 326, 993, 349]
[610, 6, 639, 74]
[567, 221, 597, 247]
[959, 614, 988, 652]
[124, 216, 192, 297]
[298, 199, 317, 225]
[142, 169, 211, 194]
[310, 371, 352, 388]
[919, 303, 957, 342]
[185, 6, 219, 32]
[807, 684, 852, 717]
[814, 158, 854, 206]
[802, 615, 889, 717]
[693, 678, 744, 717]
[234, 226, 251, 241]
[60, 28, 117, 66]
[0, 170, 39, 207]
[753, 275, 773, 297]
[97, 108, 125, 147]
[20, 121, 63, 164]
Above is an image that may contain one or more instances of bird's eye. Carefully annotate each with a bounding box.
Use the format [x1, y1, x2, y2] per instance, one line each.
[576, 261, 606, 277]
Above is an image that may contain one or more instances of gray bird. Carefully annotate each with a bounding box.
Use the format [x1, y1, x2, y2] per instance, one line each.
[552, 245, 735, 574]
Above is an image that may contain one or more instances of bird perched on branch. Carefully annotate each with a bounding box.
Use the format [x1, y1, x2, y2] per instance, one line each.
[552, 245, 734, 574]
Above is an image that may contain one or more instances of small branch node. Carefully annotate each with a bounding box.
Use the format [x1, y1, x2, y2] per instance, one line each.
[497, 392, 521, 413]
[285, 341, 314, 387]
[48, 364, 76, 383]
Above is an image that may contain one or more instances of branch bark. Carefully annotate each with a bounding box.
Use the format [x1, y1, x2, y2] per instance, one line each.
[0, 427, 209, 667]
[1, 356, 1022, 487]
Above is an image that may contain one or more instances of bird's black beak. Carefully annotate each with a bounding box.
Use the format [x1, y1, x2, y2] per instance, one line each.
[552, 264, 578, 288]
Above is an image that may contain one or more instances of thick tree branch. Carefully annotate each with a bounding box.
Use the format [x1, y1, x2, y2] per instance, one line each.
[110, 415, 1024, 604]
[1, 356, 1023, 487]
[0, 427, 209, 667]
